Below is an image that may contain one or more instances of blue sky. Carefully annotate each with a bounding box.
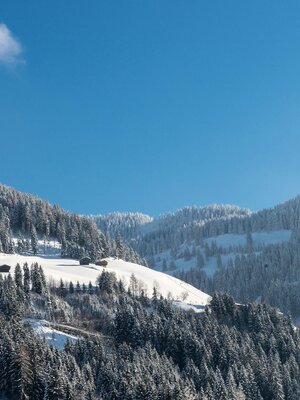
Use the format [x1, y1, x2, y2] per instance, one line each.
[1, 1, 300, 216]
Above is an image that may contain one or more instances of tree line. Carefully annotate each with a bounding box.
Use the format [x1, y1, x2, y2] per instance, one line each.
[0, 183, 146, 265]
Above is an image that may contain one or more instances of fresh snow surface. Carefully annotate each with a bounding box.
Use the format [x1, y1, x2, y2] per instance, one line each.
[26, 319, 78, 350]
[173, 300, 206, 313]
[155, 251, 220, 278]
[161, 253, 235, 278]
[204, 230, 291, 249]
[0, 253, 210, 309]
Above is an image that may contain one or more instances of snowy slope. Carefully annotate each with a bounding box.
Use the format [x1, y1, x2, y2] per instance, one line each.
[0, 253, 210, 309]
[204, 230, 292, 249]
[154, 230, 292, 277]
[26, 319, 78, 350]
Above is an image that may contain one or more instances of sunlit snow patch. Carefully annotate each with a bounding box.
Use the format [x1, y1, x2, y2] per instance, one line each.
[26, 319, 78, 350]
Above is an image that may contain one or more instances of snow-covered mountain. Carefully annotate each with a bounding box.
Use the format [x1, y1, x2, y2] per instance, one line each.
[2, 186, 300, 399]
[2, 182, 300, 318]
[92, 201, 296, 274]
[93, 204, 251, 241]
[92, 198, 300, 318]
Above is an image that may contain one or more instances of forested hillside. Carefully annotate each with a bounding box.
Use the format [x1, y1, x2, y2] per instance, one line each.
[92, 212, 153, 240]
[1, 263, 300, 399]
[93, 205, 252, 259]
[94, 197, 300, 262]
[93, 197, 300, 319]
[0, 184, 145, 265]
[176, 230, 300, 318]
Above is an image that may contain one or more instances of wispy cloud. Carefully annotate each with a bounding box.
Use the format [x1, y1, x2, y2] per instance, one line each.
[0, 23, 23, 66]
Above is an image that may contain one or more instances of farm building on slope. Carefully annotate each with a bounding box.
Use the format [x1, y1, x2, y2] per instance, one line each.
[0, 265, 11, 273]
[95, 260, 108, 267]
[79, 257, 91, 266]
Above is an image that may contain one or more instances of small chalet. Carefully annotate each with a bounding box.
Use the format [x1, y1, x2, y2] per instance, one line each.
[79, 256, 91, 266]
[95, 260, 108, 267]
[0, 264, 11, 273]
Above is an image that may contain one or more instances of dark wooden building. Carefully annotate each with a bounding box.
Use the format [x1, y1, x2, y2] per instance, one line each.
[79, 257, 91, 266]
[95, 260, 108, 267]
[0, 265, 11, 273]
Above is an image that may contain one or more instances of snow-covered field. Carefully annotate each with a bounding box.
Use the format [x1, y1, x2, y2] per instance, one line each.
[0, 253, 210, 309]
[204, 230, 292, 249]
[25, 319, 78, 349]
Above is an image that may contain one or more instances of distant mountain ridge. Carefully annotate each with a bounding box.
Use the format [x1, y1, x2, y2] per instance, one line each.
[92, 197, 300, 257]
[91, 211, 153, 240]
[91, 196, 300, 318]
[3, 182, 300, 317]
[92, 204, 251, 242]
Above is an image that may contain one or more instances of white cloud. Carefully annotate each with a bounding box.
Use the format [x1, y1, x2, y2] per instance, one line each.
[0, 23, 23, 66]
